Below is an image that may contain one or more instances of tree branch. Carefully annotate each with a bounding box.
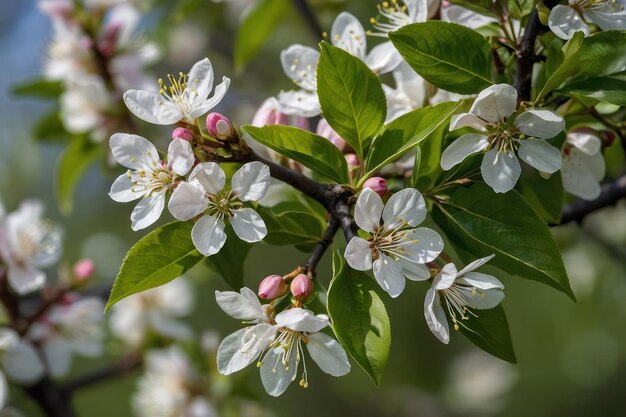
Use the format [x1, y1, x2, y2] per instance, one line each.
[305, 217, 340, 274]
[292, 0, 324, 42]
[559, 175, 626, 224]
[63, 354, 142, 394]
[24, 377, 75, 417]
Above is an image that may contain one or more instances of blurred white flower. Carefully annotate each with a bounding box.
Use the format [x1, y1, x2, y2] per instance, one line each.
[124, 58, 230, 125]
[168, 162, 270, 256]
[562, 129, 605, 200]
[29, 296, 105, 377]
[441, 3, 497, 29]
[133, 346, 216, 417]
[0, 370, 6, 410]
[0, 200, 63, 295]
[441, 84, 564, 193]
[0, 329, 45, 385]
[344, 188, 443, 298]
[424, 255, 504, 344]
[383, 62, 426, 122]
[109, 134, 195, 231]
[60, 74, 112, 141]
[110, 278, 194, 347]
[549, 0, 626, 40]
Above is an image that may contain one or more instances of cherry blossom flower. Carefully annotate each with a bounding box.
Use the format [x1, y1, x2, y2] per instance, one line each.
[0, 329, 45, 385]
[109, 278, 194, 347]
[369, 0, 428, 37]
[168, 162, 270, 256]
[109, 134, 195, 231]
[344, 188, 444, 298]
[424, 255, 504, 344]
[29, 296, 105, 377]
[562, 129, 606, 200]
[383, 62, 426, 122]
[0, 201, 63, 295]
[441, 2, 497, 29]
[549, 0, 626, 40]
[215, 289, 350, 397]
[123, 57, 230, 125]
[60, 75, 112, 142]
[440, 84, 565, 193]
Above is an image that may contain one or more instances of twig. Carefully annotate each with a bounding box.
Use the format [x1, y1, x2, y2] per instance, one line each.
[63, 353, 142, 394]
[305, 218, 340, 275]
[24, 377, 75, 417]
[559, 175, 626, 224]
[292, 0, 324, 41]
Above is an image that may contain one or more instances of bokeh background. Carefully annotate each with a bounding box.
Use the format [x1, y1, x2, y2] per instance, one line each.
[1, 0, 626, 416]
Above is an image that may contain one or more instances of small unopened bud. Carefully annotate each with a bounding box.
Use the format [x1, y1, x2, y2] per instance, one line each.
[290, 274, 313, 300]
[72, 259, 95, 282]
[172, 127, 193, 142]
[252, 98, 288, 126]
[258, 274, 287, 299]
[599, 130, 616, 146]
[345, 153, 359, 169]
[206, 112, 234, 140]
[363, 177, 387, 197]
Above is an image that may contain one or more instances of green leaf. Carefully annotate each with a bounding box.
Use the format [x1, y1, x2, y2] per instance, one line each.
[327, 252, 391, 386]
[390, 22, 494, 94]
[577, 30, 626, 78]
[242, 125, 350, 184]
[517, 168, 565, 224]
[459, 305, 517, 363]
[33, 109, 68, 142]
[535, 32, 585, 102]
[448, 0, 504, 17]
[234, 0, 290, 72]
[12, 78, 63, 98]
[205, 226, 252, 290]
[317, 42, 387, 158]
[106, 221, 204, 311]
[362, 101, 462, 183]
[432, 183, 575, 300]
[557, 76, 626, 106]
[257, 207, 325, 252]
[55, 136, 101, 215]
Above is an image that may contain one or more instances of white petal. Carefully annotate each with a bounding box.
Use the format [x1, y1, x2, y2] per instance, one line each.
[458, 272, 504, 290]
[168, 181, 208, 221]
[109, 172, 143, 202]
[277, 90, 321, 117]
[400, 260, 430, 281]
[123, 90, 182, 125]
[167, 138, 194, 176]
[275, 308, 329, 333]
[192, 215, 227, 256]
[331, 12, 366, 59]
[42, 337, 72, 377]
[0, 371, 6, 408]
[481, 149, 521, 193]
[407, 0, 428, 22]
[470, 84, 518, 123]
[2, 341, 45, 384]
[585, 9, 626, 31]
[354, 188, 383, 233]
[344, 237, 373, 271]
[130, 193, 165, 231]
[515, 109, 564, 139]
[215, 287, 266, 321]
[187, 58, 214, 104]
[566, 131, 601, 155]
[373, 254, 406, 298]
[461, 286, 505, 309]
[230, 208, 267, 243]
[440, 133, 490, 170]
[7, 264, 46, 295]
[450, 113, 488, 131]
[433, 263, 458, 290]
[189, 162, 225, 194]
[306, 333, 350, 377]
[562, 150, 605, 200]
[424, 288, 450, 344]
[404, 227, 444, 263]
[260, 344, 297, 397]
[517, 139, 562, 174]
[548, 5, 589, 40]
[109, 133, 159, 170]
[217, 324, 275, 375]
[364, 42, 403, 74]
[382, 188, 426, 229]
[232, 162, 270, 202]
[280, 44, 319, 91]
[188, 76, 230, 118]
[150, 314, 193, 341]
[457, 254, 496, 275]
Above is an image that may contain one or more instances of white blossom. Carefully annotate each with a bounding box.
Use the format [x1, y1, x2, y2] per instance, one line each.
[29, 297, 105, 377]
[440, 84, 565, 193]
[548, 0, 626, 40]
[383, 62, 426, 122]
[60, 74, 112, 142]
[441, 3, 497, 29]
[123, 57, 230, 125]
[369, 0, 428, 37]
[0, 329, 45, 385]
[562, 129, 606, 200]
[215, 289, 350, 397]
[344, 188, 444, 298]
[424, 255, 504, 344]
[109, 278, 194, 347]
[0, 201, 63, 295]
[109, 134, 195, 231]
[168, 162, 270, 256]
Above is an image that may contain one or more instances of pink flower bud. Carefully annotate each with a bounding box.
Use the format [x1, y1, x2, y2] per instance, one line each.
[172, 127, 194, 142]
[316, 119, 346, 150]
[73, 259, 95, 282]
[258, 274, 287, 299]
[363, 177, 387, 196]
[290, 274, 313, 300]
[206, 112, 234, 140]
[345, 153, 359, 168]
[252, 98, 288, 126]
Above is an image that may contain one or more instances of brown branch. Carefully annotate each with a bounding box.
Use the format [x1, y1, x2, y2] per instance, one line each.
[24, 377, 75, 417]
[559, 175, 626, 224]
[305, 217, 340, 275]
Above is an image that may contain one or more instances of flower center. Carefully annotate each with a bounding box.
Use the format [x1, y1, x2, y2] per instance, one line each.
[369, 220, 418, 262]
[207, 190, 242, 219]
[368, 0, 412, 37]
[16, 220, 60, 261]
[130, 163, 174, 197]
[440, 284, 488, 331]
[158, 72, 200, 118]
[259, 329, 310, 389]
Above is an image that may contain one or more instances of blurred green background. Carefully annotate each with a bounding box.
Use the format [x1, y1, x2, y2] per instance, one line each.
[2, 0, 626, 416]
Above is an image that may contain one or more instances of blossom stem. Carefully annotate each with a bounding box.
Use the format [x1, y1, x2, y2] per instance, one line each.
[305, 217, 340, 275]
